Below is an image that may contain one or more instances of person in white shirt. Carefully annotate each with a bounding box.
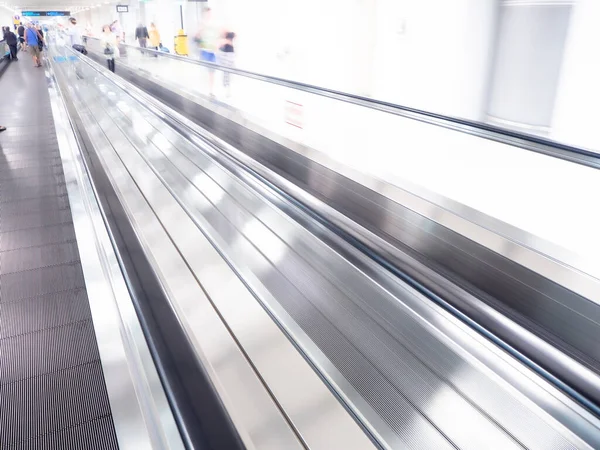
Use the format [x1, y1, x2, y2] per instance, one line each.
[65, 17, 83, 47]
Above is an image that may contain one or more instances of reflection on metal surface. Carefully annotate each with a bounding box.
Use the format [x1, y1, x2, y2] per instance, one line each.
[193, 172, 225, 204]
[243, 217, 288, 265]
[52, 44, 600, 449]
[47, 54, 184, 449]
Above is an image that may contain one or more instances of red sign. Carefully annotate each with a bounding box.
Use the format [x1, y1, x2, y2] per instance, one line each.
[285, 100, 303, 129]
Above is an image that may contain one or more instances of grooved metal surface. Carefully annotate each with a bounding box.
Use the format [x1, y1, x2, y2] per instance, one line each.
[5, 417, 119, 450]
[0, 289, 90, 338]
[0, 181, 68, 203]
[0, 241, 81, 274]
[0, 362, 114, 446]
[0, 60, 119, 448]
[0, 263, 86, 303]
[0, 320, 101, 383]
[0, 194, 71, 216]
[0, 223, 76, 252]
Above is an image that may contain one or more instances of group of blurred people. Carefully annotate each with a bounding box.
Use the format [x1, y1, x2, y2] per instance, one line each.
[134, 22, 170, 54]
[129, 7, 236, 96]
[3, 22, 45, 67]
[0, 10, 235, 102]
[194, 7, 236, 97]
[48, 8, 236, 96]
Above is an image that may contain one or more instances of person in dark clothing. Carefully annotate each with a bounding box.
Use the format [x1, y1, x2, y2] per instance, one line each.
[4, 26, 18, 60]
[36, 25, 44, 51]
[135, 24, 149, 48]
[17, 23, 25, 52]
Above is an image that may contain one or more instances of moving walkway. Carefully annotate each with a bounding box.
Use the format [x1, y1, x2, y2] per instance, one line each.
[82, 36, 600, 406]
[0, 44, 181, 449]
[2, 35, 599, 448]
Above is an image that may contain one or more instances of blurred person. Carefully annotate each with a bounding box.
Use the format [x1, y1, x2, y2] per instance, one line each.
[218, 31, 235, 97]
[149, 22, 160, 51]
[135, 23, 149, 48]
[4, 26, 18, 60]
[17, 22, 25, 52]
[66, 17, 86, 54]
[36, 24, 44, 51]
[35, 25, 46, 47]
[101, 24, 118, 72]
[195, 7, 222, 96]
[24, 23, 42, 67]
[66, 17, 82, 45]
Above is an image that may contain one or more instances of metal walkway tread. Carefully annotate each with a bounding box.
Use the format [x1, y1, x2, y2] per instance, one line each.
[0, 60, 119, 448]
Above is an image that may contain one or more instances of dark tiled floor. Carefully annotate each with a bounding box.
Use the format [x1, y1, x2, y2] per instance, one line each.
[0, 57, 119, 448]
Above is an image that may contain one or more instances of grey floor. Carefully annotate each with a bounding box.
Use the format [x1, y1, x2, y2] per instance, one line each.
[0, 56, 119, 448]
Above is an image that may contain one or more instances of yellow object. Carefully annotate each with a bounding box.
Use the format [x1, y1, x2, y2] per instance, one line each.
[149, 28, 160, 48]
[174, 29, 188, 56]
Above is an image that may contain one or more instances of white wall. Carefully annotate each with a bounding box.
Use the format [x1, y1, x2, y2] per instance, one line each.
[371, 0, 498, 119]
[551, 0, 600, 150]
[78, 4, 115, 36]
[76, 2, 141, 41]
[145, 0, 179, 46]
[200, 0, 497, 114]
[0, 10, 15, 31]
